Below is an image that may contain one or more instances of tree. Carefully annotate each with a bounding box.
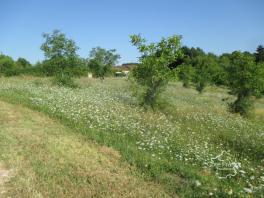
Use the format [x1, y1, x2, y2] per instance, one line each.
[40, 30, 80, 76]
[130, 34, 182, 108]
[217, 53, 232, 86]
[255, 45, 264, 63]
[87, 47, 120, 79]
[227, 51, 264, 116]
[181, 46, 205, 61]
[16, 57, 31, 69]
[177, 61, 194, 88]
[0, 54, 16, 76]
[192, 54, 218, 93]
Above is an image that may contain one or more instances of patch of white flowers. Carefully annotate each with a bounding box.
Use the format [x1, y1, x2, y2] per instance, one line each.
[0, 78, 263, 195]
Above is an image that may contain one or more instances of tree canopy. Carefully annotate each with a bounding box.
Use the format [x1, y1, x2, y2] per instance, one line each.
[130, 34, 182, 107]
[88, 47, 120, 79]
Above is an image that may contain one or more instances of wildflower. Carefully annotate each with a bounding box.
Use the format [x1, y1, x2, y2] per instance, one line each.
[227, 189, 233, 195]
[195, 180, 201, 187]
[243, 188, 252, 193]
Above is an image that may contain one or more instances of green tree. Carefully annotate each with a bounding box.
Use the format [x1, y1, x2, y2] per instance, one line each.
[88, 47, 120, 79]
[0, 54, 16, 76]
[192, 54, 218, 93]
[177, 61, 194, 88]
[217, 53, 232, 86]
[130, 34, 182, 108]
[227, 51, 264, 116]
[181, 46, 205, 61]
[40, 30, 80, 76]
[255, 45, 264, 63]
[16, 57, 31, 69]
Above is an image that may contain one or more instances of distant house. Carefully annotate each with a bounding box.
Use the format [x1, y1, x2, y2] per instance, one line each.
[113, 63, 138, 72]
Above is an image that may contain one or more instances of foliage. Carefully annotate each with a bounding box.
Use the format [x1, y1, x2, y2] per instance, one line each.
[227, 51, 264, 116]
[177, 62, 194, 88]
[87, 47, 120, 79]
[192, 54, 218, 93]
[52, 72, 79, 88]
[16, 57, 31, 68]
[130, 34, 182, 108]
[40, 30, 83, 76]
[41, 29, 79, 60]
[0, 54, 17, 76]
[255, 45, 264, 63]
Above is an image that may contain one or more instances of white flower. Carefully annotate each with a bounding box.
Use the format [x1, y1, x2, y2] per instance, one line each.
[195, 180, 201, 187]
[243, 188, 252, 193]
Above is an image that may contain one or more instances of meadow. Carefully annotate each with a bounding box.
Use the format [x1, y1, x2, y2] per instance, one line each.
[0, 76, 263, 197]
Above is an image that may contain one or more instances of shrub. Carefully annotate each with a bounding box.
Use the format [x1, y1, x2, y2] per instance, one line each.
[52, 73, 79, 88]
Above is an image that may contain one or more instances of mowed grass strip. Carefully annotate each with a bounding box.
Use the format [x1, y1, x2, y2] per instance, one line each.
[0, 101, 169, 198]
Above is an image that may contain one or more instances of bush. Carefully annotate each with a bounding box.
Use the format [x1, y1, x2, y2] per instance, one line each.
[52, 73, 79, 88]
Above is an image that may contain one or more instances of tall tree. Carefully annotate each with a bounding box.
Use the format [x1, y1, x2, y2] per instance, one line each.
[40, 30, 80, 75]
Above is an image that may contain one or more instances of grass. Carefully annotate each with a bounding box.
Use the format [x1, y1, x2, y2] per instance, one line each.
[0, 100, 169, 197]
[0, 76, 263, 197]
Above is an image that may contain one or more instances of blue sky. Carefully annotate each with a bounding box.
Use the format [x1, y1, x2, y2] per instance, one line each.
[0, 0, 263, 64]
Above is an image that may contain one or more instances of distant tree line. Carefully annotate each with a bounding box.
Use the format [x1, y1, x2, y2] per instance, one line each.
[130, 34, 264, 116]
[0, 30, 120, 79]
[175, 45, 264, 116]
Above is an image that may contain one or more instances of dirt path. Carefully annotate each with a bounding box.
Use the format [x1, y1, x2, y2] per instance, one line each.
[0, 101, 169, 198]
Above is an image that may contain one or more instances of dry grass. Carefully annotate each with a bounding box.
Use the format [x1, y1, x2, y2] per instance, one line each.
[0, 101, 169, 198]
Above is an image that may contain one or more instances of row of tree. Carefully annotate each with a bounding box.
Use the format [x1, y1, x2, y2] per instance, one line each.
[0, 30, 120, 78]
[1, 30, 263, 116]
[130, 34, 264, 116]
[0, 54, 31, 76]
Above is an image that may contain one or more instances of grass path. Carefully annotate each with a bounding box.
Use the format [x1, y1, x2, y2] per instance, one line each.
[0, 100, 169, 198]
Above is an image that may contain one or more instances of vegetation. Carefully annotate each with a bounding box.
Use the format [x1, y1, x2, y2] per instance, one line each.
[52, 72, 79, 88]
[227, 51, 264, 116]
[176, 45, 264, 116]
[0, 54, 17, 76]
[40, 30, 86, 77]
[0, 77, 263, 197]
[130, 34, 182, 108]
[255, 45, 264, 63]
[87, 47, 120, 79]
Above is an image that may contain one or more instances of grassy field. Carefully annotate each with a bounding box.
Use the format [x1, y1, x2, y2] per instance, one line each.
[0, 76, 263, 197]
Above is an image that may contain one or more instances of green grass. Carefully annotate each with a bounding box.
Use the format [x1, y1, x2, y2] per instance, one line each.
[0, 100, 168, 197]
[0, 76, 263, 197]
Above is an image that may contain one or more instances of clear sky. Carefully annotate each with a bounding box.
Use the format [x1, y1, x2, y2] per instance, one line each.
[0, 0, 263, 64]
